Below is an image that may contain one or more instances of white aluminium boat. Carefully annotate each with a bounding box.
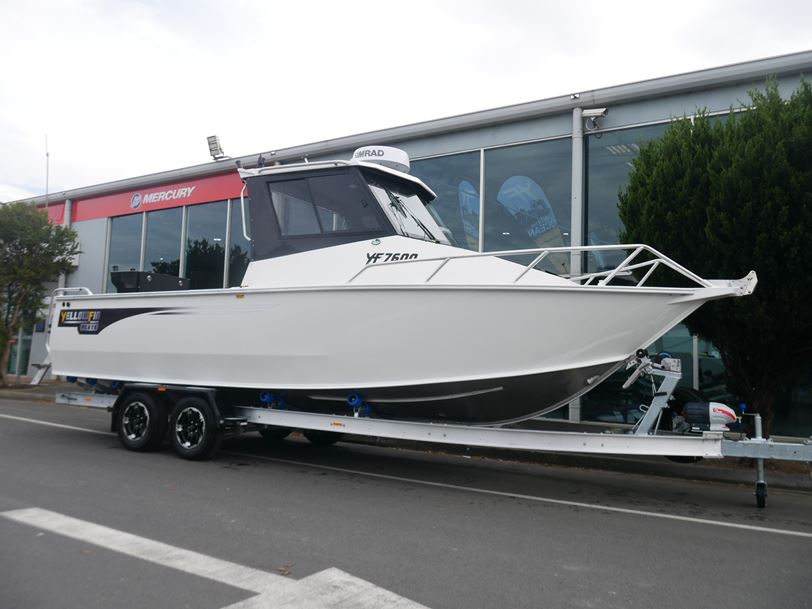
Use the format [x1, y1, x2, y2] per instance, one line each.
[48, 147, 757, 425]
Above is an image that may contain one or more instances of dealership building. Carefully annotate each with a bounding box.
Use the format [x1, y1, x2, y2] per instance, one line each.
[10, 50, 812, 434]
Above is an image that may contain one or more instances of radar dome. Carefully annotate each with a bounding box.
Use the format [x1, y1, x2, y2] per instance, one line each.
[351, 146, 411, 174]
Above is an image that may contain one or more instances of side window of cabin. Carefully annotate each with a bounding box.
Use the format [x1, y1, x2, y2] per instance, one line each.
[268, 173, 384, 237]
[270, 179, 320, 236]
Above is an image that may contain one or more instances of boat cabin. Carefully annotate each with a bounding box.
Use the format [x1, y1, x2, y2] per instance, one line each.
[238, 146, 454, 261]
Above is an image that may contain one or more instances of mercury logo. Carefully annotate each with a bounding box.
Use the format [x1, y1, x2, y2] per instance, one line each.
[129, 186, 197, 209]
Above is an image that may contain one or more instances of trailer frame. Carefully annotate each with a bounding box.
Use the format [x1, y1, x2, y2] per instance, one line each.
[55, 354, 812, 509]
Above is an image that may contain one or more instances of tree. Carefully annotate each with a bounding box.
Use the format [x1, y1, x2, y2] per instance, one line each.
[0, 202, 79, 385]
[618, 80, 812, 435]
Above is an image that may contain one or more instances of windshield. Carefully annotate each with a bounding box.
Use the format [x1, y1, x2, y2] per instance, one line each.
[364, 172, 453, 245]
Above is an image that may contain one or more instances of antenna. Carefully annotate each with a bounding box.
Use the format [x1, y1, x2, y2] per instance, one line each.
[45, 134, 50, 209]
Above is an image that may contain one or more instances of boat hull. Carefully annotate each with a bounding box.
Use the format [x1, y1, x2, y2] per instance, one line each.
[50, 284, 706, 424]
[286, 361, 619, 424]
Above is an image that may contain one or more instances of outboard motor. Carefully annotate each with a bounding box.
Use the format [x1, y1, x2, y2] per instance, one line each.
[682, 401, 738, 431]
[668, 386, 739, 433]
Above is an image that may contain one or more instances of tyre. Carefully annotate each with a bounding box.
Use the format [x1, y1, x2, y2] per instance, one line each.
[258, 426, 292, 442]
[755, 482, 767, 509]
[302, 429, 343, 446]
[116, 392, 167, 452]
[170, 396, 223, 461]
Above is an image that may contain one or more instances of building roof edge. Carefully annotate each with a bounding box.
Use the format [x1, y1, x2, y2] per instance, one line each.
[19, 49, 812, 207]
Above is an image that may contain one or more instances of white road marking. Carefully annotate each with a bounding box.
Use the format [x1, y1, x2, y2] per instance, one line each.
[0, 413, 112, 436]
[221, 568, 428, 609]
[1, 507, 283, 592]
[3, 410, 811, 540]
[1, 508, 428, 609]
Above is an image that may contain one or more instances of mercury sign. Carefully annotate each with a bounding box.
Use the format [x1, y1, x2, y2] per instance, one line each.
[130, 186, 197, 210]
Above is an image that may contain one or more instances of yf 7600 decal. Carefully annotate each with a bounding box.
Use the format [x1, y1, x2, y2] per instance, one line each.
[365, 252, 419, 264]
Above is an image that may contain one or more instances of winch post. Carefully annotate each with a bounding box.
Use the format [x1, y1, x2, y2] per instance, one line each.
[627, 355, 682, 436]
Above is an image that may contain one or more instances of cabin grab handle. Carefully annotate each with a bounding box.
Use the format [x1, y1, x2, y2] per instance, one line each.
[240, 183, 251, 241]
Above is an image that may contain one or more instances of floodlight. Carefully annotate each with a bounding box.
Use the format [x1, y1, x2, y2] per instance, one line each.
[207, 135, 226, 160]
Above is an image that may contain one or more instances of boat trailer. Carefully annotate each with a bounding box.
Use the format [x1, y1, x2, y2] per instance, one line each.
[56, 354, 812, 509]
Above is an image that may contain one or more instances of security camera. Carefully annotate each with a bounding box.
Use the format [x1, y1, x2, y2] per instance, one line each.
[583, 108, 608, 131]
[582, 108, 608, 118]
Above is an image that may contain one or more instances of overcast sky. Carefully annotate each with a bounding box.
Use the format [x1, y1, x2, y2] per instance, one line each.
[1, 0, 810, 202]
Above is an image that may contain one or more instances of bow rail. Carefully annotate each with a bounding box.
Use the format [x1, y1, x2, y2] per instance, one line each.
[347, 243, 714, 288]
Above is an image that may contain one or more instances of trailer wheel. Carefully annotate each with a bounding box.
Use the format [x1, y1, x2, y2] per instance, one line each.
[755, 482, 767, 509]
[258, 426, 292, 442]
[170, 397, 222, 461]
[303, 430, 343, 446]
[116, 392, 167, 452]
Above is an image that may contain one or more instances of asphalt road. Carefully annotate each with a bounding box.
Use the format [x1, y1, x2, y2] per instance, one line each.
[1, 398, 811, 609]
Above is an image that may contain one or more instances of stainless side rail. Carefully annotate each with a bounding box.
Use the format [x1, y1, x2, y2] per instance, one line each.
[347, 243, 714, 288]
[239, 183, 251, 241]
[44, 287, 94, 353]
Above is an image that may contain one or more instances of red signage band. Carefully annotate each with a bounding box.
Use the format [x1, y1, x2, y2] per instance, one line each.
[65, 171, 244, 223]
[44, 203, 65, 224]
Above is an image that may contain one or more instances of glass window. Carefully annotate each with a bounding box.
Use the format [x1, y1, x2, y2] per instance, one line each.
[696, 336, 738, 405]
[269, 173, 385, 237]
[411, 152, 480, 250]
[483, 139, 572, 273]
[308, 173, 383, 233]
[365, 173, 449, 244]
[6, 328, 32, 375]
[144, 207, 182, 276]
[108, 214, 143, 291]
[186, 201, 227, 289]
[271, 179, 320, 236]
[776, 373, 812, 437]
[585, 123, 668, 271]
[229, 199, 252, 287]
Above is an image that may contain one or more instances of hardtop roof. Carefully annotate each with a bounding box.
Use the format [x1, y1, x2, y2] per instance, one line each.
[238, 160, 437, 202]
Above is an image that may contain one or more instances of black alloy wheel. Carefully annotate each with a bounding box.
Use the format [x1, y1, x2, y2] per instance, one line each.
[170, 396, 223, 461]
[116, 392, 167, 452]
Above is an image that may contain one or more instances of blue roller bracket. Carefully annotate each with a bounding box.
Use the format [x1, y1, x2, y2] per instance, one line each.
[259, 392, 287, 409]
[347, 393, 372, 417]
